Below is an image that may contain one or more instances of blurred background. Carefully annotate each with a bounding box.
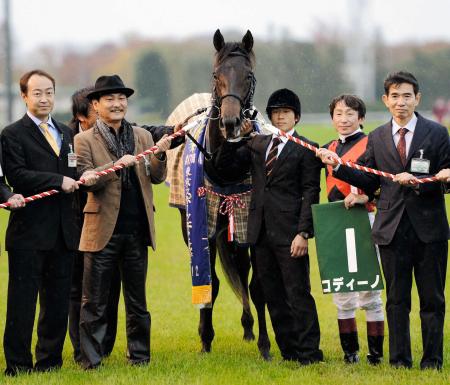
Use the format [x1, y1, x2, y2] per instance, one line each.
[1, 0, 450, 127]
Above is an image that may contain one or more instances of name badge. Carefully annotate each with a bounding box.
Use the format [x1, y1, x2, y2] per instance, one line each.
[410, 149, 429, 174]
[68, 144, 77, 168]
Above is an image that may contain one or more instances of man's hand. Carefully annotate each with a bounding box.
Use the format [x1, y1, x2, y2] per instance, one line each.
[316, 148, 339, 167]
[61, 176, 79, 193]
[344, 193, 369, 209]
[173, 123, 183, 133]
[435, 168, 450, 183]
[7, 194, 26, 209]
[393, 172, 418, 185]
[115, 154, 137, 168]
[241, 120, 253, 136]
[80, 170, 99, 186]
[290, 234, 308, 258]
[154, 134, 173, 155]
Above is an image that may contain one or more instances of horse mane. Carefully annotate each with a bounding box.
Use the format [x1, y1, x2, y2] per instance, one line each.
[214, 42, 255, 68]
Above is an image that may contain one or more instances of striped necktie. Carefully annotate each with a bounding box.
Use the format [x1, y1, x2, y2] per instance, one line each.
[266, 137, 281, 177]
[396, 127, 407, 166]
[39, 122, 60, 156]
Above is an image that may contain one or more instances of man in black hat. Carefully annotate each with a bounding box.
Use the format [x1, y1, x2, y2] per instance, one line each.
[214, 88, 323, 364]
[74, 74, 173, 369]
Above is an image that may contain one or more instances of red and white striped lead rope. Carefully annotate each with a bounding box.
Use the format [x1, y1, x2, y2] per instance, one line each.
[263, 124, 439, 184]
[197, 186, 252, 242]
[0, 118, 204, 209]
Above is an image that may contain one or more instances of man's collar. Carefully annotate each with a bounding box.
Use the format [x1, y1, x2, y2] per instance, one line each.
[273, 127, 295, 143]
[339, 128, 362, 143]
[391, 113, 418, 135]
[27, 111, 55, 129]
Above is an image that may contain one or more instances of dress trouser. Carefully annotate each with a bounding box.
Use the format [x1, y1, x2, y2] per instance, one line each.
[3, 235, 74, 374]
[79, 232, 150, 368]
[254, 223, 323, 362]
[378, 212, 447, 369]
[69, 251, 121, 362]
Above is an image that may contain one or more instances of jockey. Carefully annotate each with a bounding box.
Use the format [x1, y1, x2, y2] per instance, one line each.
[322, 94, 384, 365]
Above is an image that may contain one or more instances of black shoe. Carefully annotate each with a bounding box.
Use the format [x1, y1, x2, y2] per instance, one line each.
[390, 361, 412, 369]
[420, 361, 442, 371]
[339, 331, 360, 364]
[4, 366, 33, 376]
[34, 363, 62, 373]
[344, 352, 360, 364]
[367, 335, 384, 365]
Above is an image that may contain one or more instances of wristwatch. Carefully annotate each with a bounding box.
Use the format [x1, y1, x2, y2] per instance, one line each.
[299, 231, 311, 240]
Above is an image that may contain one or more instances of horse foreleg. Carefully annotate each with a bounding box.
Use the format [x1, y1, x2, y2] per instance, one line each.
[235, 246, 255, 342]
[249, 246, 271, 361]
[198, 239, 219, 353]
[178, 208, 189, 247]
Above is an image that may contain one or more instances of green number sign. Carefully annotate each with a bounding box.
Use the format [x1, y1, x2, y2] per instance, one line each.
[312, 201, 384, 294]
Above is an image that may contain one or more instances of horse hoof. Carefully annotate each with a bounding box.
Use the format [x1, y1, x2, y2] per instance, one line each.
[260, 350, 272, 361]
[201, 343, 212, 353]
[243, 331, 255, 342]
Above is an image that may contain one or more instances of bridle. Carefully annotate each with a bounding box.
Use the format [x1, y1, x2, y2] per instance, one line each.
[211, 50, 256, 120]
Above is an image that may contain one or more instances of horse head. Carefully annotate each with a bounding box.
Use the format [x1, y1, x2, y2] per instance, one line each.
[212, 29, 255, 141]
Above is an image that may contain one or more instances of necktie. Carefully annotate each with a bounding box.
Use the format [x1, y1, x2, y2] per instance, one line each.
[396, 127, 407, 166]
[39, 122, 60, 156]
[266, 137, 281, 177]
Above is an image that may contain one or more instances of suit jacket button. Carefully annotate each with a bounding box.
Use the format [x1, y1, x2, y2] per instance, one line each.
[264, 187, 269, 191]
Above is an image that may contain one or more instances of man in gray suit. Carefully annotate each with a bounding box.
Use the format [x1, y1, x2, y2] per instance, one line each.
[318, 71, 450, 370]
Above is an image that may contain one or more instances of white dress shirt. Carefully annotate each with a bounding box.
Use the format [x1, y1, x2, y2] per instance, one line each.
[265, 128, 295, 160]
[27, 111, 62, 150]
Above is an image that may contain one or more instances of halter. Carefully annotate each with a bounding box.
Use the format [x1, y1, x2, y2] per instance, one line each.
[211, 50, 256, 120]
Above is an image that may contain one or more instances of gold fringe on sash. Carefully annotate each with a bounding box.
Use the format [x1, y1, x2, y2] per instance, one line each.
[192, 285, 212, 305]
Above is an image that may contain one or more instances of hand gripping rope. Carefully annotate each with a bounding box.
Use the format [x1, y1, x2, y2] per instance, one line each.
[0, 118, 203, 209]
[263, 124, 439, 184]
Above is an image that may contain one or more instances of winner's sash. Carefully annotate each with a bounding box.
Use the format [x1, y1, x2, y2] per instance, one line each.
[183, 119, 212, 306]
[312, 201, 384, 294]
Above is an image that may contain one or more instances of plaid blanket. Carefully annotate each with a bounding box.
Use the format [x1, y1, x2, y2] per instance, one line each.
[204, 177, 252, 245]
[165, 93, 211, 208]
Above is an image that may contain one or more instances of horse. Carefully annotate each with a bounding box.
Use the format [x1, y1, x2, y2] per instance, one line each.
[165, 29, 271, 360]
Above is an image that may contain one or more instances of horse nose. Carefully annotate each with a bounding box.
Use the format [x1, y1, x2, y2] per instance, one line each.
[222, 116, 240, 138]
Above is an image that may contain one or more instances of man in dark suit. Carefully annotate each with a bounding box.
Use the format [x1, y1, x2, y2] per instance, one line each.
[1, 69, 96, 376]
[0, 147, 25, 208]
[215, 88, 323, 364]
[318, 71, 450, 370]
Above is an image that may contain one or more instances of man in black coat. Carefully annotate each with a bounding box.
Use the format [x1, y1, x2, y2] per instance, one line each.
[318, 71, 450, 370]
[1, 70, 96, 375]
[215, 89, 323, 364]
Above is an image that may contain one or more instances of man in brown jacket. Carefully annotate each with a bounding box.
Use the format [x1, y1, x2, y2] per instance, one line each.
[74, 75, 172, 369]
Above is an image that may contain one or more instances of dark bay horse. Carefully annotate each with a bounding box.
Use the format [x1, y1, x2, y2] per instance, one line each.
[175, 30, 271, 359]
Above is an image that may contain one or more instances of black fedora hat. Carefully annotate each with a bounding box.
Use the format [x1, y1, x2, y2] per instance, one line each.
[87, 74, 134, 100]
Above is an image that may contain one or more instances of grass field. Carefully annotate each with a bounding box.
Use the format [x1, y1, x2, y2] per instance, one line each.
[0, 123, 449, 384]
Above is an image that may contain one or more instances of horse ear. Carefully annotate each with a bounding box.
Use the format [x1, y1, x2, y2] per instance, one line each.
[242, 30, 253, 52]
[213, 29, 225, 52]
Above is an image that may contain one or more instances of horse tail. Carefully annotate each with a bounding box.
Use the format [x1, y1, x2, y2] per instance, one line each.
[215, 227, 250, 304]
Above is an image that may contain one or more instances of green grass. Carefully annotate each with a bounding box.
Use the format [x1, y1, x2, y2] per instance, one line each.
[0, 122, 449, 384]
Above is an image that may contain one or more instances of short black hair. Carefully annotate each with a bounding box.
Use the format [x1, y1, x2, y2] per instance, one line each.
[383, 71, 419, 95]
[329, 94, 366, 119]
[69, 86, 94, 128]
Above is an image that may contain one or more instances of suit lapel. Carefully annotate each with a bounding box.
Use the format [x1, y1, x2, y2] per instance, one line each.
[267, 136, 295, 182]
[255, 135, 272, 182]
[380, 120, 405, 167]
[406, 114, 430, 164]
[23, 114, 58, 157]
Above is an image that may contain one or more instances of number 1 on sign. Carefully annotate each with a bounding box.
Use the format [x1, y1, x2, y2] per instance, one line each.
[345, 228, 358, 273]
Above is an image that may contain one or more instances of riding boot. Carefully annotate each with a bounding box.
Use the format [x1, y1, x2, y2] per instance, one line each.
[367, 321, 384, 365]
[338, 319, 359, 363]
